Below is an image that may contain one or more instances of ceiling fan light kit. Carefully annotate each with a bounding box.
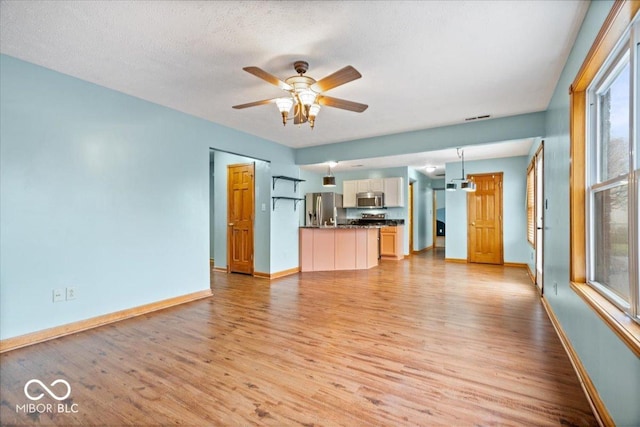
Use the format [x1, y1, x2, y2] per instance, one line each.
[233, 60, 368, 130]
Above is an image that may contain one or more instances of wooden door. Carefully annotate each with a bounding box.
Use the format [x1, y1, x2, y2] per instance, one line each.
[227, 163, 254, 274]
[467, 173, 503, 264]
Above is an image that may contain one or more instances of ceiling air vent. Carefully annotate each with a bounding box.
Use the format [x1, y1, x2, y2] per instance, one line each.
[465, 114, 491, 121]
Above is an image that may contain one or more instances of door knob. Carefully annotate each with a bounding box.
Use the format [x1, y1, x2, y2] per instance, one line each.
[471, 222, 475, 226]
[228, 223, 234, 226]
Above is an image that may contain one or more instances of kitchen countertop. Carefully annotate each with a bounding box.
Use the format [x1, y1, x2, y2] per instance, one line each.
[300, 218, 404, 228]
[300, 221, 404, 229]
[300, 225, 383, 229]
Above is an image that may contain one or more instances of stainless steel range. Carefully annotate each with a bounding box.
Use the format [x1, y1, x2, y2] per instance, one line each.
[348, 213, 400, 226]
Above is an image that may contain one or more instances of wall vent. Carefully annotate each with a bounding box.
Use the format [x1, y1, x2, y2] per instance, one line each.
[465, 114, 491, 121]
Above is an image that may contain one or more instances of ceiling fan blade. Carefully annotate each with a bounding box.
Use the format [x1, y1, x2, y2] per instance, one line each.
[310, 66, 362, 92]
[317, 96, 368, 113]
[232, 98, 279, 109]
[243, 66, 292, 91]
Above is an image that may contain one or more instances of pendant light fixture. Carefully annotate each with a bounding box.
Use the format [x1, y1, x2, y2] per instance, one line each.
[323, 161, 337, 187]
[446, 148, 476, 192]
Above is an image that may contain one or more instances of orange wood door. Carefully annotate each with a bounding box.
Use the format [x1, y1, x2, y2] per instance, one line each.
[227, 163, 254, 274]
[467, 173, 503, 265]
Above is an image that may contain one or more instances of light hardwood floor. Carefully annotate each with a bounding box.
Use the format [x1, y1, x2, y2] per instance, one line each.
[1, 249, 596, 426]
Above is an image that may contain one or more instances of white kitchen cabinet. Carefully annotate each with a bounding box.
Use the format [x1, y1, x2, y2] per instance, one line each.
[369, 179, 384, 192]
[343, 180, 357, 207]
[383, 177, 404, 207]
[355, 178, 384, 193]
[345, 177, 403, 207]
[356, 180, 371, 193]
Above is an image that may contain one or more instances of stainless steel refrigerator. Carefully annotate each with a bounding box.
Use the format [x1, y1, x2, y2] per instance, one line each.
[305, 192, 346, 227]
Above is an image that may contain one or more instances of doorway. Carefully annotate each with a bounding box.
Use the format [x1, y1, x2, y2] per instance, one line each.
[467, 172, 503, 264]
[409, 182, 414, 253]
[227, 163, 255, 274]
[434, 189, 446, 249]
[534, 144, 544, 294]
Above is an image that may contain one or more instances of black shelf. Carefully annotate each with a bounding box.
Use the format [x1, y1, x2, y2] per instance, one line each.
[272, 175, 305, 192]
[272, 196, 304, 211]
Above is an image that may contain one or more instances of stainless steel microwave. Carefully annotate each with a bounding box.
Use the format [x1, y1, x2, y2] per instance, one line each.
[356, 192, 385, 208]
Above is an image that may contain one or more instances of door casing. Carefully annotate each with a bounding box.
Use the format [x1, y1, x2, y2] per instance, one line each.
[534, 144, 544, 294]
[409, 182, 414, 253]
[467, 172, 504, 265]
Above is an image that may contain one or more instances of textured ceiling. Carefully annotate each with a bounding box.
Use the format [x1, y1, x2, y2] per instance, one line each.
[0, 0, 588, 154]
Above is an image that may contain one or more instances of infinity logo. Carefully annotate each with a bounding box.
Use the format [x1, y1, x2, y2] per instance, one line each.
[24, 379, 71, 401]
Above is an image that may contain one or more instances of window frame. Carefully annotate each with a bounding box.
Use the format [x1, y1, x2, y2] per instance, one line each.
[569, 0, 640, 358]
[586, 45, 632, 312]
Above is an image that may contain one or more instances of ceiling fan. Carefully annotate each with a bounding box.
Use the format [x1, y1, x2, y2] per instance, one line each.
[232, 60, 368, 129]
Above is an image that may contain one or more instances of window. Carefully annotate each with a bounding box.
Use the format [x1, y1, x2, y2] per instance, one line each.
[569, 1, 640, 357]
[526, 161, 535, 245]
[587, 48, 633, 310]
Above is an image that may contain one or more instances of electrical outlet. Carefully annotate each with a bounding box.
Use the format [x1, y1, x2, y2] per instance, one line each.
[53, 289, 64, 302]
[66, 287, 77, 301]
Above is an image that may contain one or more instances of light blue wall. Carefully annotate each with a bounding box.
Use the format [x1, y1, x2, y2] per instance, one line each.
[542, 1, 640, 424]
[0, 55, 298, 340]
[445, 156, 529, 264]
[295, 112, 545, 165]
[270, 162, 304, 273]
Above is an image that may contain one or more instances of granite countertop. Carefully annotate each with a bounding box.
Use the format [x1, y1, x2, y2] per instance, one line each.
[301, 220, 404, 229]
[300, 225, 384, 229]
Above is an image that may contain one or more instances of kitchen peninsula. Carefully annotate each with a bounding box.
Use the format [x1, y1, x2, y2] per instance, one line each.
[299, 218, 404, 272]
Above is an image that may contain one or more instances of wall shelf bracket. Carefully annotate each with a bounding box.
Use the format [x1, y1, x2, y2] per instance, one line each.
[272, 197, 304, 211]
[272, 175, 305, 192]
